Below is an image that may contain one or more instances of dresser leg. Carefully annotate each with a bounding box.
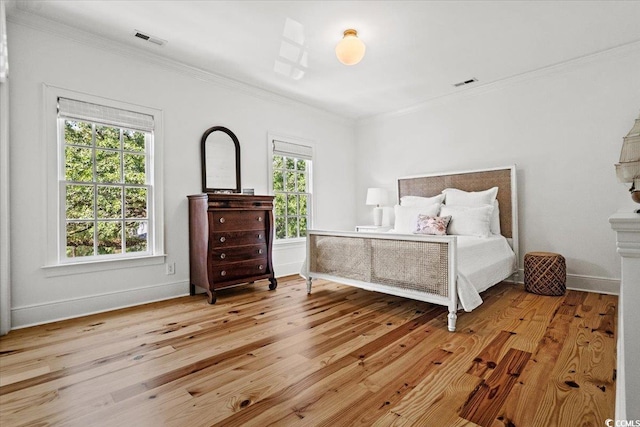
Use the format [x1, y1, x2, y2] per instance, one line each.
[306, 277, 312, 294]
[190, 283, 196, 296]
[268, 277, 278, 290]
[207, 291, 217, 305]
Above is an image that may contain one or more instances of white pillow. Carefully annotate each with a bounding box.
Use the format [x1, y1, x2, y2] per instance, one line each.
[440, 205, 493, 237]
[393, 204, 441, 234]
[400, 194, 445, 207]
[442, 187, 498, 207]
[491, 199, 501, 235]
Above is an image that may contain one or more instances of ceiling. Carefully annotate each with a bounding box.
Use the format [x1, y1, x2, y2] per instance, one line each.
[8, 1, 640, 119]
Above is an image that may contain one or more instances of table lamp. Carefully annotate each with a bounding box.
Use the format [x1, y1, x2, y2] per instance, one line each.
[366, 188, 388, 226]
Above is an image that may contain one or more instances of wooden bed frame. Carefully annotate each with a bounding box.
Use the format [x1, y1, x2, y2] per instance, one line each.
[304, 165, 518, 332]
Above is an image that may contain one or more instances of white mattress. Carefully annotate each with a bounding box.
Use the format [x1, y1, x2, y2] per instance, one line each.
[455, 235, 516, 311]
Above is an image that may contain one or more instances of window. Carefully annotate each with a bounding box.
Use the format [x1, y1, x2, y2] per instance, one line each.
[270, 138, 313, 241]
[44, 88, 164, 269]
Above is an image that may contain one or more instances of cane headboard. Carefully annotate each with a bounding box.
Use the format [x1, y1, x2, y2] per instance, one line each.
[397, 166, 517, 242]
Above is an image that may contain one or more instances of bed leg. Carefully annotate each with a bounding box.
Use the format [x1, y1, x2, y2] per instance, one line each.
[306, 277, 312, 294]
[447, 310, 457, 332]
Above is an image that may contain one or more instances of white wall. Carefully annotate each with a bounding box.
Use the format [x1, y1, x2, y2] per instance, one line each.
[9, 12, 639, 329]
[8, 20, 356, 328]
[355, 46, 640, 293]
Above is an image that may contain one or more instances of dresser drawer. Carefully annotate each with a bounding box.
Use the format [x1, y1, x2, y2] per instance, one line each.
[208, 199, 273, 210]
[210, 211, 267, 231]
[210, 258, 269, 282]
[210, 230, 267, 248]
[210, 244, 267, 263]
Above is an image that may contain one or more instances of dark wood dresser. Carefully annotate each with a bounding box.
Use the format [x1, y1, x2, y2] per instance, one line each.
[188, 193, 277, 304]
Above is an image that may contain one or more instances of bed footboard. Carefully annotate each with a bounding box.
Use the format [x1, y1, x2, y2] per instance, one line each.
[306, 230, 458, 331]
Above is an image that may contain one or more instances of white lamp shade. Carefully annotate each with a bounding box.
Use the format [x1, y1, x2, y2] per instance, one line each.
[335, 29, 366, 65]
[366, 188, 388, 206]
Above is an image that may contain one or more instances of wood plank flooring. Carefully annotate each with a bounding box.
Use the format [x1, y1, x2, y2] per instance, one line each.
[0, 276, 617, 426]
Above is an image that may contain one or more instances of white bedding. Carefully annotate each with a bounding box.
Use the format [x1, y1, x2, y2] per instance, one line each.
[454, 235, 516, 311]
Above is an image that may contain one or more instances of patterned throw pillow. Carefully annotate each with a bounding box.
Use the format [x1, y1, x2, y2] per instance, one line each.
[415, 215, 451, 235]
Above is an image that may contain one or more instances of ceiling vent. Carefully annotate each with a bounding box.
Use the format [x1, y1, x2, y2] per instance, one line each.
[133, 30, 167, 46]
[453, 78, 478, 87]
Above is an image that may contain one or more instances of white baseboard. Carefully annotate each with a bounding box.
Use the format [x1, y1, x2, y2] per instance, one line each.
[517, 269, 620, 295]
[11, 267, 619, 330]
[566, 274, 620, 295]
[275, 261, 304, 278]
[11, 280, 189, 329]
[10, 259, 306, 329]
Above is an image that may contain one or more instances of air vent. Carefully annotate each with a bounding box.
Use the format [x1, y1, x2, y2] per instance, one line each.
[133, 30, 167, 46]
[453, 78, 478, 87]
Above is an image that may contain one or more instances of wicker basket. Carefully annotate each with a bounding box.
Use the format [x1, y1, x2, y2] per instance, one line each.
[524, 252, 566, 296]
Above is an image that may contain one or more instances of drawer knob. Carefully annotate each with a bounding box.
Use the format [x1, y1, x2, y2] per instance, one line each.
[257, 216, 263, 222]
[258, 249, 263, 254]
[258, 265, 264, 270]
[219, 217, 225, 224]
[220, 236, 226, 243]
[221, 270, 226, 276]
[220, 253, 226, 259]
[257, 234, 263, 239]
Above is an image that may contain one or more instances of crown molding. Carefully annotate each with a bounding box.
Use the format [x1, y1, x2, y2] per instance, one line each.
[6, 7, 354, 126]
[357, 38, 640, 125]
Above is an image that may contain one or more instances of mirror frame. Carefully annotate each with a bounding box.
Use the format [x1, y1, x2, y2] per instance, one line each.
[201, 126, 241, 193]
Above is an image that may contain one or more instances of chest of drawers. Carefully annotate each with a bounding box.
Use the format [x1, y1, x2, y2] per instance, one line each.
[188, 193, 276, 304]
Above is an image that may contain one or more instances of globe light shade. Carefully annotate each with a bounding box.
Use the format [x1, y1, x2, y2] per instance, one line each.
[335, 29, 366, 65]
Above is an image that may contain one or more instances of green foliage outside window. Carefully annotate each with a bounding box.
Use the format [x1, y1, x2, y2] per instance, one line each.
[273, 154, 310, 240]
[63, 120, 149, 258]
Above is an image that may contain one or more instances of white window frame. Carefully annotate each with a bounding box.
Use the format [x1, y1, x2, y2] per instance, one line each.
[42, 84, 165, 276]
[267, 133, 314, 246]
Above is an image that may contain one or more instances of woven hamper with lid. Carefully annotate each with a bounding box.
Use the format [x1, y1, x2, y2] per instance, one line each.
[524, 252, 566, 296]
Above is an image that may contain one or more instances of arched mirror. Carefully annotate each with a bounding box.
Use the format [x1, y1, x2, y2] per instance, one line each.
[201, 126, 241, 193]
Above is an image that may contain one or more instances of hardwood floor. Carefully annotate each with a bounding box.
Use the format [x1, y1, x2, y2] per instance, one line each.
[0, 276, 617, 426]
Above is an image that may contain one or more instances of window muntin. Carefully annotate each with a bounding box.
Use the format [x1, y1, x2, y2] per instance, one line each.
[272, 154, 311, 240]
[60, 117, 152, 260]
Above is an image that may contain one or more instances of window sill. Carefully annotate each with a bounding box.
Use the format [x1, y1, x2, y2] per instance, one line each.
[42, 254, 167, 277]
[274, 238, 306, 247]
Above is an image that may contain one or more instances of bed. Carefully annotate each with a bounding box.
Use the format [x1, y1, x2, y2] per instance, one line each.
[304, 166, 519, 332]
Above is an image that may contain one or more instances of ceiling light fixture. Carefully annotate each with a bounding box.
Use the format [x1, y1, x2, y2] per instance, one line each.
[335, 29, 366, 66]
